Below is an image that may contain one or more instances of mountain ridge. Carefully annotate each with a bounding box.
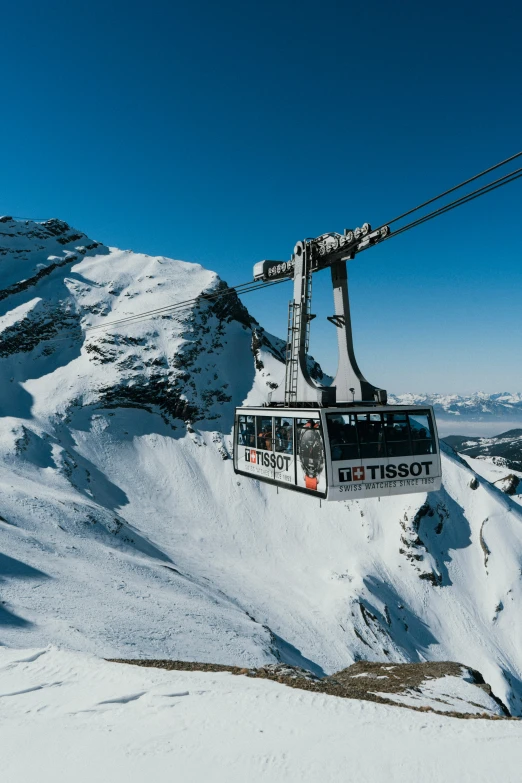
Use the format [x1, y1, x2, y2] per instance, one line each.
[1, 218, 522, 716]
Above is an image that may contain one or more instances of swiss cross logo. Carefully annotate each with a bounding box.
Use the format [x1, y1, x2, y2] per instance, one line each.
[246, 449, 257, 464]
[338, 466, 365, 482]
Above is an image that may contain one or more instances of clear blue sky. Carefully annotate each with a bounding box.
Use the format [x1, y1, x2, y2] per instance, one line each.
[2, 0, 521, 393]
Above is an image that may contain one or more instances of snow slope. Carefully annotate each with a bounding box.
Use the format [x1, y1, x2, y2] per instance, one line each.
[1, 218, 522, 716]
[458, 454, 522, 507]
[2, 647, 522, 783]
[445, 430, 522, 472]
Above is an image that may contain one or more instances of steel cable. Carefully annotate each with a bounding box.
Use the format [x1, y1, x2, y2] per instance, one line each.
[21, 277, 288, 346]
[5, 151, 522, 341]
[377, 167, 522, 244]
[377, 150, 522, 231]
[84, 278, 287, 334]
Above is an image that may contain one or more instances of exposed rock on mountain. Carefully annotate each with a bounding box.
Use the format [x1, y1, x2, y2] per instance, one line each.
[444, 430, 522, 473]
[0, 216, 287, 426]
[1, 218, 522, 718]
[493, 474, 520, 495]
[112, 656, 509, 718]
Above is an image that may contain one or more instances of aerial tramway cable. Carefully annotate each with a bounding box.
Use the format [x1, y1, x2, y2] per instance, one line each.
[373, 165, 522, 245]
[84, 278, 287, 334]
[38, 278, 288, 345]
[87, 153, 522, 333]
[29, 150, 522, 343]
[377, 150, 522, 230]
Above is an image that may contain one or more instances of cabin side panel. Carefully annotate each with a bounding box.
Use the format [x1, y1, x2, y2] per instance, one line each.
[233, 409, 328, 498]
[325, 407, 442, 501]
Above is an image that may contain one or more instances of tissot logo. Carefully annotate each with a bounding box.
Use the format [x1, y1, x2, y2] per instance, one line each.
[245, 449, 291, 471]
[339, 461, 434, 483]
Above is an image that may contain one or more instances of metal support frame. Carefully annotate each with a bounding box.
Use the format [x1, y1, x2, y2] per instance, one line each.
[326, 315, 346, 328]
[260, 224, 389, 407]
[282, 241, 335, 406]
[330, 260, 386, 404]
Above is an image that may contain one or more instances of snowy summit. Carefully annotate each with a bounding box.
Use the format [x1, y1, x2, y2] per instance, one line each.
[1, 217, 522, 778]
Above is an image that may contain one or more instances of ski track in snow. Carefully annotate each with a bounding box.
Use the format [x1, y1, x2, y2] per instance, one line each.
[1, 647, 522, 783]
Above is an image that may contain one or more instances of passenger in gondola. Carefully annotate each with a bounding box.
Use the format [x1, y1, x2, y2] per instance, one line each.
[258, 425, 272, 450]
[415, 427, 431, 454]
[276, 421, 292, 453]
[282, 421, 293, 452]
[246, 421, 255, 446]
[240, 420, 255, 446]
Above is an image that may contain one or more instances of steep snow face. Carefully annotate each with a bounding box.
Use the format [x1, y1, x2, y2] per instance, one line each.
[457, 455, 522, 507]
[1, 219, 522, 716]
[0, 216, 267, 427]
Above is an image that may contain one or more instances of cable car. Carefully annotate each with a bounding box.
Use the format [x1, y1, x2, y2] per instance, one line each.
[234, 405, 441, 500]
[233, 226, 442, 501]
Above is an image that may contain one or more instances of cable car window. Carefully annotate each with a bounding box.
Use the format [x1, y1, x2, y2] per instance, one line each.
[256, 416, 273, 451]
[238, 415, 255, 447]
[326, 413, 359, 461]
[274, 418, 293, 454]
[383, 413, 412, 457]
[357, 413, 386, 458]
[408, 412, 436, 455]
[296, 417, 321, 436]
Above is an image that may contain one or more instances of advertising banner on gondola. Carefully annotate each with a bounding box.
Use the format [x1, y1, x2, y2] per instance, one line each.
[238, 447, 295, 486]
[235, 411, 328, 495]
[330, 453, 441, 499]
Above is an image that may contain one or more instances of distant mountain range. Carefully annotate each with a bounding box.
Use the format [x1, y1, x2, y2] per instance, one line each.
[389, 393, 522, 438]
[390, 392, 522, 421]
[444, 430, 522, 473]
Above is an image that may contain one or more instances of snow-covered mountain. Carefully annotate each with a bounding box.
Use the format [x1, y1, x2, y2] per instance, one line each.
[390, 392, 522, 436]
[1, 217, 522, 717]
[445, 430, 522, 474]
[390, 392, 522, 416]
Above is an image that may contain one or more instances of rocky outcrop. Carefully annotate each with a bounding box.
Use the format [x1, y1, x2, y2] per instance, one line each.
[493, 474, 520, 495]
[111, 658, 510, 718]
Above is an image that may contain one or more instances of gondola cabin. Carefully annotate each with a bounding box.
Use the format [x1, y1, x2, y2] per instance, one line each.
[233, 406, 442, 501]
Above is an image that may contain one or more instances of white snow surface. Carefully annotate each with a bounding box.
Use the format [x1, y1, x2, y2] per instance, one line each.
[1, 647, 522, 783]
[460, 454, 522, 507]
[1, 218, 522, 719]
[372, 672, 504, 715]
